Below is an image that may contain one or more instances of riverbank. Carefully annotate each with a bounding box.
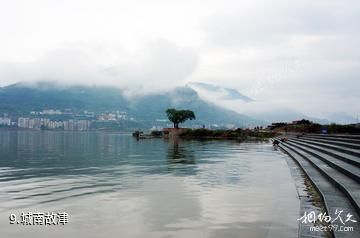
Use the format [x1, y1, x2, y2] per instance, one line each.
[270, 121, 360, 134]
[178, 128, 277, 141]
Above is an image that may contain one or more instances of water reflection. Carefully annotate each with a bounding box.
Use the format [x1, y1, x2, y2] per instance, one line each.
[167, 138, 195, 165]
[166, 138, 197, 176]
[0, 131, 299, 238]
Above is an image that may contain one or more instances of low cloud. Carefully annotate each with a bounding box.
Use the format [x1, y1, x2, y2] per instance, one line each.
[0, 40, 199, 96]
[0, 0, 359, 119]
[203, 0, 360, 48]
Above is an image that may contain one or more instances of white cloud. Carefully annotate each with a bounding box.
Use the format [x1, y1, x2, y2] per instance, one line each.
[0, 0, 359, 118]
[0, 40, 199, 96]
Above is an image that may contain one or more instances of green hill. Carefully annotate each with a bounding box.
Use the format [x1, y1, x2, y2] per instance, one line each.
[0, 83, 263, 128]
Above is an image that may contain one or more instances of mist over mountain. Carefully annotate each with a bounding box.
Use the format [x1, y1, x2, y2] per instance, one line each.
[0, 83, 263, 128]
[0, 82, 129, 114]
[184, 83, 338, 124]
[250, 109, 331, 125]
[185, 82, 360, 125]
[324, 112, 359, 125]
[187, 82, 252, 102]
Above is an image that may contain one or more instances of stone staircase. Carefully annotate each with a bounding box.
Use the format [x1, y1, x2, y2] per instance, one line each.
[277, 134, 360, 238]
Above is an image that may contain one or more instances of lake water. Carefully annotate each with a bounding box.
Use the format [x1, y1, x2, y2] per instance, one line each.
[0, 131, 299, 238]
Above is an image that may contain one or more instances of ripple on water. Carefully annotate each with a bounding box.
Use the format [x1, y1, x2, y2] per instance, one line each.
[0, 132, 299, 238]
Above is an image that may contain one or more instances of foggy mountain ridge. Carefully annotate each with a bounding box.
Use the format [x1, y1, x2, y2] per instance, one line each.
[0, 82, 264, 128]
[1, 82, 357, 125]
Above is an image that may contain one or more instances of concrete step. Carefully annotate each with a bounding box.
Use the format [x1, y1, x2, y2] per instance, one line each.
[279, 143, 360, 238]
[294, 138, 360, 157]
[287, 140, 360, 183]
[289, 138, 360, 168]
[307, 134, 360, 140]
[305, 135, 360, 145]
[281, 143, 360, 216]
[300, 137, 360, 150]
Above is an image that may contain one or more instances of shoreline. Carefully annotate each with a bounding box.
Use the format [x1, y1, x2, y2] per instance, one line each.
[0, 128, 135, 133]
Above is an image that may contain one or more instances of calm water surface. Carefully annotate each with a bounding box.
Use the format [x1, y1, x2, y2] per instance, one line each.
[0, 131, 299, 238]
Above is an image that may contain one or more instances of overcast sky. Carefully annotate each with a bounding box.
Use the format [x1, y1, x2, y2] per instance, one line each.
[0, 0, 359, 119]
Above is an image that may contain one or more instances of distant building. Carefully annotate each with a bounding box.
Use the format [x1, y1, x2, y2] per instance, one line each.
[42, 109, 62, 115]
[16, 117, 91, 131]
[0, 117, 11, 126]
[18, 117, 30, 128]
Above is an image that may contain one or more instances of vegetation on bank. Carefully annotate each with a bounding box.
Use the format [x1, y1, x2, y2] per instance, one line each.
[179, 128, 276, 140]
[321, 124, 360, 134]
[270, 119, 360, 134]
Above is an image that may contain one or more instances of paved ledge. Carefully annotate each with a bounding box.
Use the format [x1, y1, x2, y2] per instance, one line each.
[276, 134, 360, 238]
